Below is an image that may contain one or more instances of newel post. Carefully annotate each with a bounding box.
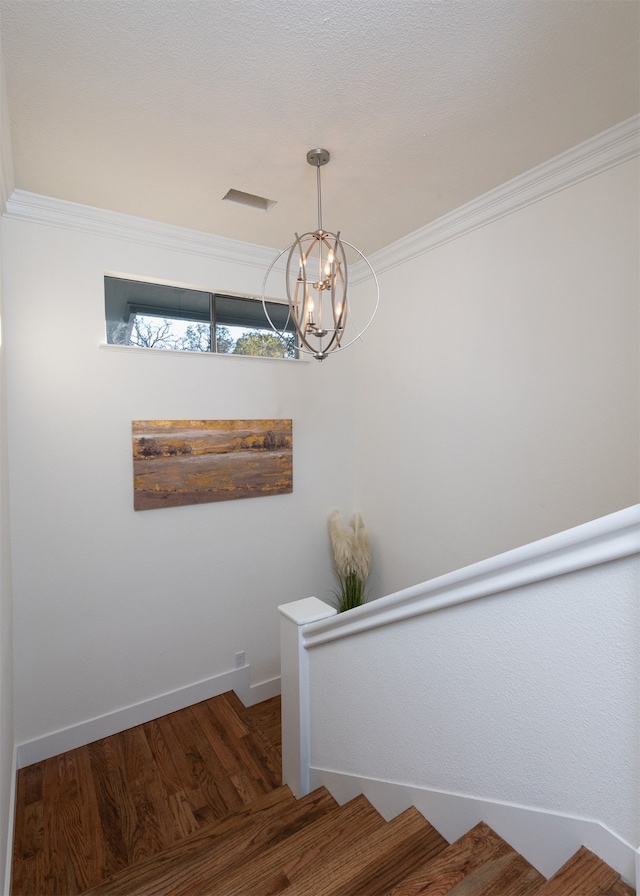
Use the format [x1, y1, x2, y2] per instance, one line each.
[279, 597, 337, 798]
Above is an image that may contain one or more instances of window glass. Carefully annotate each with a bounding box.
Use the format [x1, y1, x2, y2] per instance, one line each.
[104, 276, 296, 359]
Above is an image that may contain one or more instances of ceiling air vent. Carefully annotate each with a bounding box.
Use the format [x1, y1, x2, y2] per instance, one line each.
[222, 189, 277, 212]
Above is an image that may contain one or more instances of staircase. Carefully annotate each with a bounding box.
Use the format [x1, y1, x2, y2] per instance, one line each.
[76, 782, 632, 895]
[11, 691, 635, 895]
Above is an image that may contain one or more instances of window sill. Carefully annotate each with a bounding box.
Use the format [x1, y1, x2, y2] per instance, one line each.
[99, 343, 308, 364]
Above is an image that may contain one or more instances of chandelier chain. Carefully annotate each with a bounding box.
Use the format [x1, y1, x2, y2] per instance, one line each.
[316, 163, 323, 233]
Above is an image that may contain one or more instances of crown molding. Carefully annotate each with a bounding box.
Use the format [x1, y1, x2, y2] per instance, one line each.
[3, 116, 638, 275]
[367, 114, 640, 278]
[3, 190, 280, 271]
[0, 60, 14, 214]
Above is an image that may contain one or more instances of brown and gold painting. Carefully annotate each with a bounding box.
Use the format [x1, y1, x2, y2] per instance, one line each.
[132, 419, 293, 510]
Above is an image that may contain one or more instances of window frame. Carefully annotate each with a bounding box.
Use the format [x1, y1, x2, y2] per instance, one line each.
[104, 275, 298, 359]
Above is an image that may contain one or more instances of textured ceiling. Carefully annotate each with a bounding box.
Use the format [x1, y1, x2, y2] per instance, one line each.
[1, 0, 639, 254]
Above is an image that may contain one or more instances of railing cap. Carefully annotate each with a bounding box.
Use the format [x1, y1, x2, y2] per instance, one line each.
[279, 597, 337, 626]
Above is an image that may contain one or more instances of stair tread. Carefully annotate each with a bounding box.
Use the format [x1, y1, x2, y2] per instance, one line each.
[444, 850, 546, 896]
[387, 820, 522, 896]
[195, 792, 385, 896]
[605, 879, 636, 896]
[80, 784, 336, 896]
[479, 852, 546, 896]
[536, 846, 622, 895]
[283, 805, 449, 896]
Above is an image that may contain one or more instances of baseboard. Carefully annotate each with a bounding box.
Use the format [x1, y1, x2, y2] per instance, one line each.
[244, 675, 281, 706]
[311, 767, 636, 888]
[16, 667, 281, 768]
[3, 743, 17, 896]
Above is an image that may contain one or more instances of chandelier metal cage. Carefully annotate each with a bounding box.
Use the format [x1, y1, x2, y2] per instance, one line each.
[262, 148, 379, 361]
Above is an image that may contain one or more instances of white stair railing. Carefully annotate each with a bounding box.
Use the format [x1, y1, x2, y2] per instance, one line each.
[279, 505, 640, 884]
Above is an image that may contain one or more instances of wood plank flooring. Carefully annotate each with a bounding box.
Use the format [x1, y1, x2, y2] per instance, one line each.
[11, 691, 636, 896]
[11, 692, 282, 895]
[535, 847, 631, 896]
[79, 787, 338, 896]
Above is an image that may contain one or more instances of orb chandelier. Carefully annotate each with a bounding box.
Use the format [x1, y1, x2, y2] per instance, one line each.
[262, 148, 379, 361]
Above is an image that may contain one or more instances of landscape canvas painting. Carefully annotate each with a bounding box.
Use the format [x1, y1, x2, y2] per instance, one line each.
[132, 419, 293, 510]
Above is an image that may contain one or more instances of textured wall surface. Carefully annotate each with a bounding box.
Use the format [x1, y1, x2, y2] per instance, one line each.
[309, 552, 639, 846]
[354, 157, 639, 596]
[0, 48, 15, 894]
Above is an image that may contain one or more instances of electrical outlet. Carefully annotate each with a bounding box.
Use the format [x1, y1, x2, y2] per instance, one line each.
[235, 651, 245, 669]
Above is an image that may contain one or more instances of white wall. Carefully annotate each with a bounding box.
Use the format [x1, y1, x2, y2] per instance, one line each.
[0, 43, 15, 894]
[354, 156, 639, 596]
[304, 533, 639, 877]
[2, 213, 355, 748]
[311, 553, 639, 844]
[0, 243, 13, 896]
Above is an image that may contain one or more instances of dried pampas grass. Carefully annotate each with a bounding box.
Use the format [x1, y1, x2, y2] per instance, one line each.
[328, 509, 372, 612]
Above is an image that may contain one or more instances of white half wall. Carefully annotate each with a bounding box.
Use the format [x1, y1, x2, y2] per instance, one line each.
[303, 514, 639, 881]
[354, 153, 640, 596]
[2, 209, 355, 749]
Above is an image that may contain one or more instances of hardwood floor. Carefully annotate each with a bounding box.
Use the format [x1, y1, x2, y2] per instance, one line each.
[11, 692, 282, 895]
[11, 693, 636, 896]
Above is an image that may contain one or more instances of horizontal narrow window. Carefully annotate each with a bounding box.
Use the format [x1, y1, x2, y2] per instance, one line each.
[104, 276, 296, 359]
